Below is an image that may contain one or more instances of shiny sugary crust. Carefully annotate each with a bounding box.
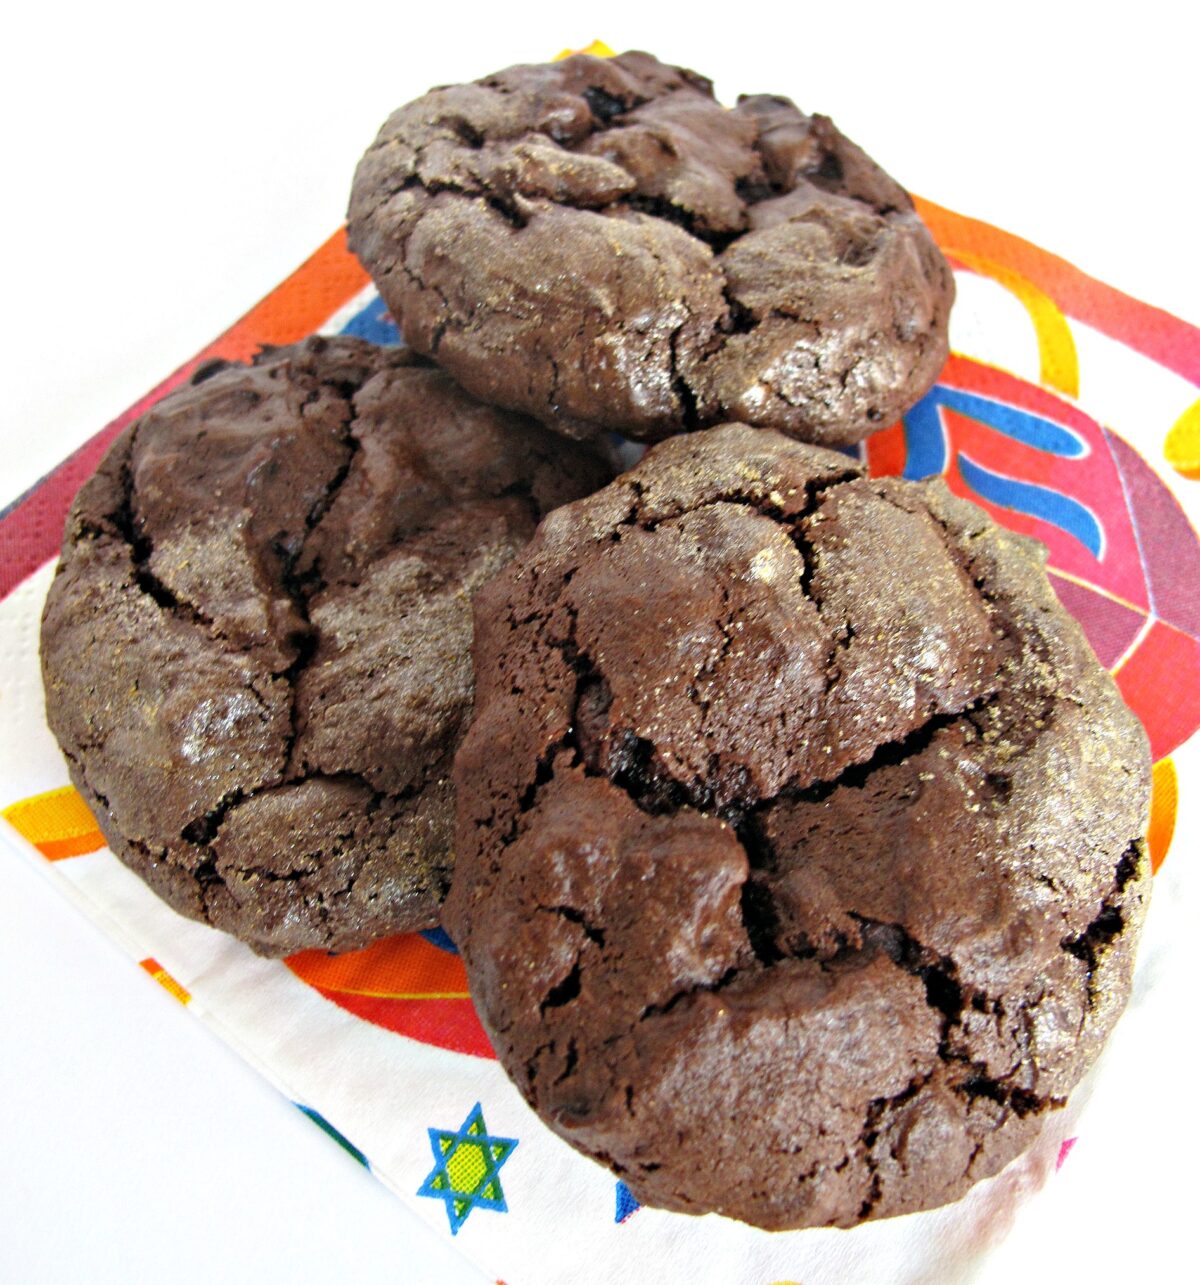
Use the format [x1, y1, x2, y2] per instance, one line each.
[40, 336, 610, 957]
[348, 51, 953, 447]
[445, 424, 1151, 1230]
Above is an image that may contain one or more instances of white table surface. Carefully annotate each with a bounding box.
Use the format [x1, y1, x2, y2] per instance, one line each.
[2, 5, 1196, 1282]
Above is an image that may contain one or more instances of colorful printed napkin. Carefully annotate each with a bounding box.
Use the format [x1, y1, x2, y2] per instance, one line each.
[2, 184, 1198, 1282]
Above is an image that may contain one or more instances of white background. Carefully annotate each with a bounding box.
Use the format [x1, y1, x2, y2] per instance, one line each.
[1, 4, 1196, 1282]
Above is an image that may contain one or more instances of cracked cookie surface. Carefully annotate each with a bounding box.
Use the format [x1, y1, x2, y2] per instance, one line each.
[348, 50, 953, 447]
[444, 424, 1151, 1229]
[40, 336, 610, 957]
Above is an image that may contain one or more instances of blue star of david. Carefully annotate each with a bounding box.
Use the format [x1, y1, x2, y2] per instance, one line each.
[416, 1102, 518, 1235]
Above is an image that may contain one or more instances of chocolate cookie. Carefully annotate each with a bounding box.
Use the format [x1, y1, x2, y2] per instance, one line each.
[445, 425, 1151, 1229]
[348, 51, 953, 447]
[40, 336, 610, 957]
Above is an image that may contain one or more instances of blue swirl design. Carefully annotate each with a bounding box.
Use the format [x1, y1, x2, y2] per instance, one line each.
[935, 387, 1088, 458]
[898, 384, 1104, 560]
[900, 392, 953, 480]
[900, 386, 1090, 481]
[957, 452, 1105, 559]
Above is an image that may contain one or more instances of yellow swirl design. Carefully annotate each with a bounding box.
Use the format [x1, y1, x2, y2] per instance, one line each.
[1165, 397, 1200, 480]
[950, 250, 1080, 398]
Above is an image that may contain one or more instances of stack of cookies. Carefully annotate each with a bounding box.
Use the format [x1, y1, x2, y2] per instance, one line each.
[40, 51, 1151, 1231]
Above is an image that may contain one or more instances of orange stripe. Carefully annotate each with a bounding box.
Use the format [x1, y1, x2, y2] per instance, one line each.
[1147, 758, 1178, 874]
[139, 957, 192, 1005]
[915, 196, 1200, 385]
[37, 831, 107, 861]
[315, 988, 471, 1000]
[30, 230, 374, 463]
[198, 228, 371, 366]
[287, 932, 469, 999]
[3, 785, 106, 860]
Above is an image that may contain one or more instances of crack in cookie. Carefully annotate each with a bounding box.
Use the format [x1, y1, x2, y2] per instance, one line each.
[40, 336, 610, 956]
[445, 424, 1151, 1230]
[348, 51, 954, 446]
